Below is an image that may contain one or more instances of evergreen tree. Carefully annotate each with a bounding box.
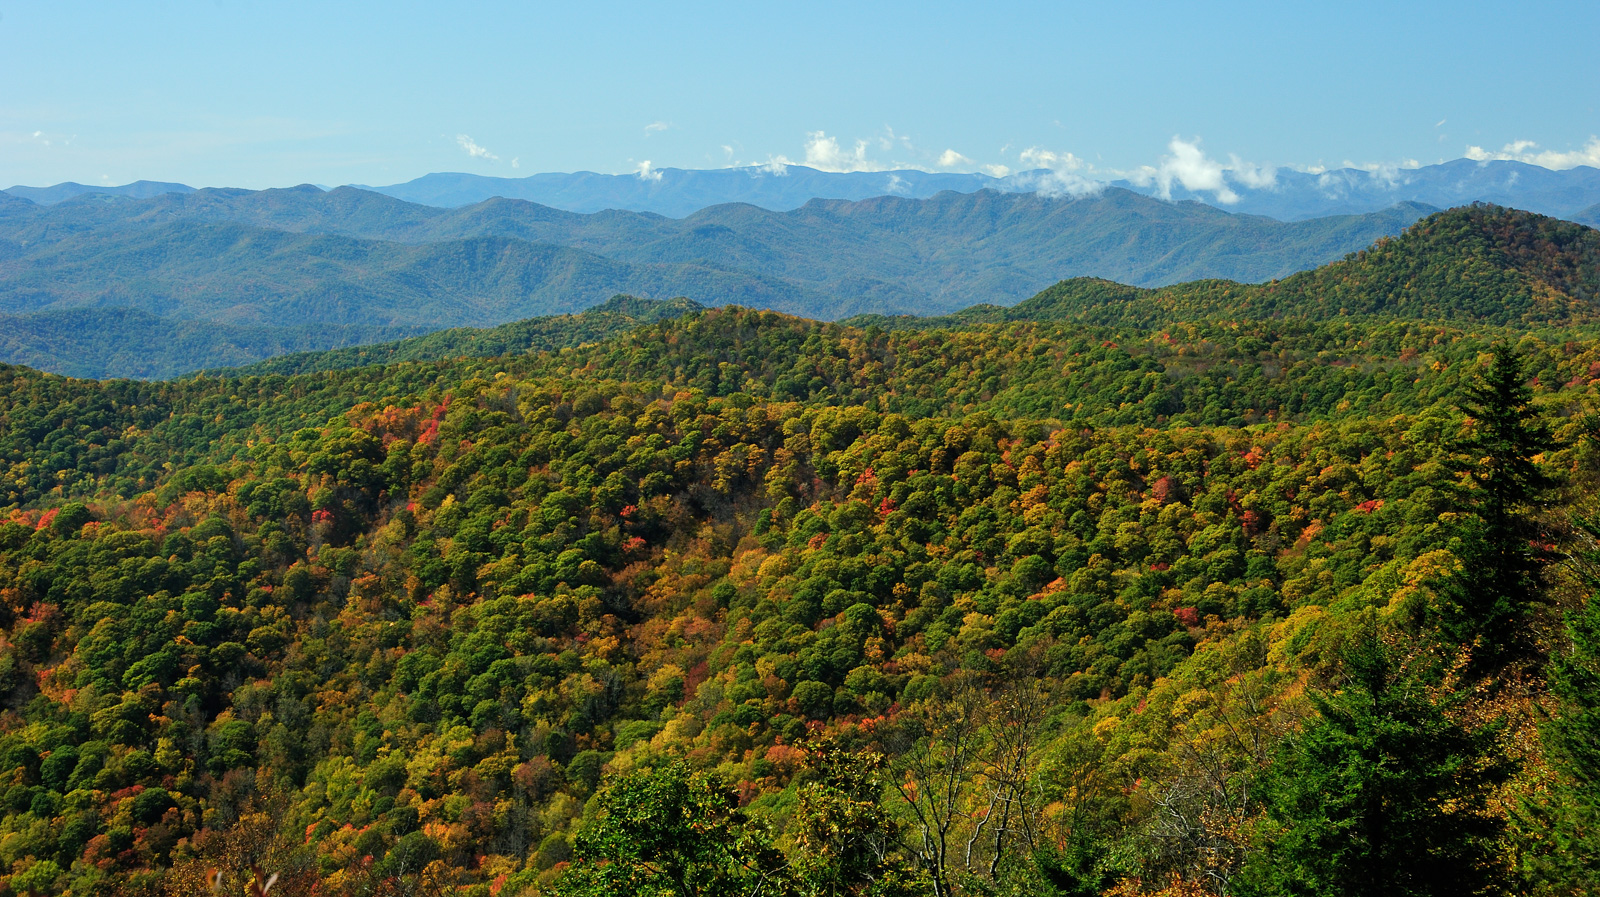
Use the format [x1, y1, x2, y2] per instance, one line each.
[1527, 582, 1600, 890]
[1451, 342, 1558, 668]
[1237, 627, 1513, 897]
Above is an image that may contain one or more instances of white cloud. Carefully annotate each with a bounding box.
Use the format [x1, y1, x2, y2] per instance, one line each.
[1340, 158, 1421, 187]
[757, 156, 791, 176]
[983, 164, 1011, 178]
[937, 149, 974, 169]
[1227, 154, 1277, 189]
[802, 131, 883, 173]
[511, 157, 520, 169]
[25, 129, 76, 149]
[884, 174, 910, 195]
[1464, 137, 1600, 170]
[1019, 147, 1086, 172]
[878, 126, 915, 153]
[1012, 147, 1102, 198]
[645, 121, 671, 135]
[1133, 138, 1240, 204]
[634, 160, 663, 182]
[456, 134, 498, 161]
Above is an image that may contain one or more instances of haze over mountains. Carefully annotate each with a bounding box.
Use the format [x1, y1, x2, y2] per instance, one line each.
[10, 158, 1600, 222]
[0, 184, 1432, 378]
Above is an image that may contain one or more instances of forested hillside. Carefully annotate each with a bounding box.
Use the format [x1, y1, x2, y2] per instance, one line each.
[850, 205, 1600, 331]
[217, 296, 705, 378]
[0, 205, 1597, 897]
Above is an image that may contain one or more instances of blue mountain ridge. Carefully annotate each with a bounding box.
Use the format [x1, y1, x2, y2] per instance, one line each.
[10, 159, 1600, 222]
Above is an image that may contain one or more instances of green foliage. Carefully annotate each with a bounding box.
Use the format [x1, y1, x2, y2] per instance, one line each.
[1519, 526, 1600, 891]
[0, 213, 1593, 894]
[1238, 628, 1513, 897]
[1444, 344, 1559, 668]
[221, 295, 705, 378]
[552, 763, 784, 897]
[788, 744, 927, 897]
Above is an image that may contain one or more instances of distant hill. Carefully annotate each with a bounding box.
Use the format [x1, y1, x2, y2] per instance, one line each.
[0, 307, 421, 380]
[11, 176, 1591, 379]
[12, 159, 1600, 223]
[1574, 201, 1600, 229]
[205, 206, 1599, 381]
[850, 205, 1600, 331]
[0, 219, 820, 326]
[363, 166, 999, 216]
[221, 295, 704, 377]
[355, 160, 1600, 222]
[0, 183, 1433, 307]
[3, 179, 195, 205]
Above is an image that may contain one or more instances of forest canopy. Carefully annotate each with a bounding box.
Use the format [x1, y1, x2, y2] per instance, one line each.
[0, 205, 1597, 896]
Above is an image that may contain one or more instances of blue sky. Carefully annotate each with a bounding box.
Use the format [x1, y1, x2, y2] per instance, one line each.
[3, 0, 1598, 189]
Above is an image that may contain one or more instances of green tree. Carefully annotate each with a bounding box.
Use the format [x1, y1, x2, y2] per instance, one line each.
[788, 742, 927, 897]
[1452, 343, 1558, 668]
[1237, 627, 1513, 897]
[551, 762, 786, 897]
[1523, 579, 1600, 890]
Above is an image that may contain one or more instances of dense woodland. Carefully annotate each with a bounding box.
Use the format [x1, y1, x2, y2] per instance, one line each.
[0, 206, 1598, 896]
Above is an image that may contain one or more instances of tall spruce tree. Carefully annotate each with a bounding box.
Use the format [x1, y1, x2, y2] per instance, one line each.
[1237, 627, 1513, 897]
[1453, 343, 1557, 668]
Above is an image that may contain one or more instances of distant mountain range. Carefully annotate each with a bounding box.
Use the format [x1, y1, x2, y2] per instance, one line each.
[0, 184, 1433, 377]
[9, 158, 1600, 222]
[359, 168, 997, 217]
[3, 179, 197, 206]
[203, 205, 1600, 380]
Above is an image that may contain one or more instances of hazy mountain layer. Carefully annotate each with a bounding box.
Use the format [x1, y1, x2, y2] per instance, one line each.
[356, 160, 1600, 221]
[11, 158, 1600, 222]
[0, 186, 1437, 377]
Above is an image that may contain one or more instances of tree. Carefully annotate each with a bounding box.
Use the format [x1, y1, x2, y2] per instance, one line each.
[1237, 626, 1513, 897]
[788, 742, 927, 897]
[883, 680, 987, 897]
[1451, 343, 1558, 668]
[551, 762, 786, 897]
[1522, 557, 1600, 890]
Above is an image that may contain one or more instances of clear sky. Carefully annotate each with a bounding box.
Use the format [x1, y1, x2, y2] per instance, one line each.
[3, 0, 1598, 189]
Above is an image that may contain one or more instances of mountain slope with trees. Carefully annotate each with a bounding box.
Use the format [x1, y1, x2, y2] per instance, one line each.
[849, 205, 1600, 331]
[0, 202, 1596, 896]
[0, 220, 1597, 894]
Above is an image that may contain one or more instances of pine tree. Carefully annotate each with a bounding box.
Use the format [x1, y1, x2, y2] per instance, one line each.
[1237, 628, 1513, 897]
[1451, 343, 1557, 669]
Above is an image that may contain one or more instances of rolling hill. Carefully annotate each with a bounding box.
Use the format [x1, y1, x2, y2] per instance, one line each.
[847, 205, 1600, 331]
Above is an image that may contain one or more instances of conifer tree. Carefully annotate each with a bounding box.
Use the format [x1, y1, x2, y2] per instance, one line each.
[1237, 627, 1513, 897]
[1452, 343, 1557, 668]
